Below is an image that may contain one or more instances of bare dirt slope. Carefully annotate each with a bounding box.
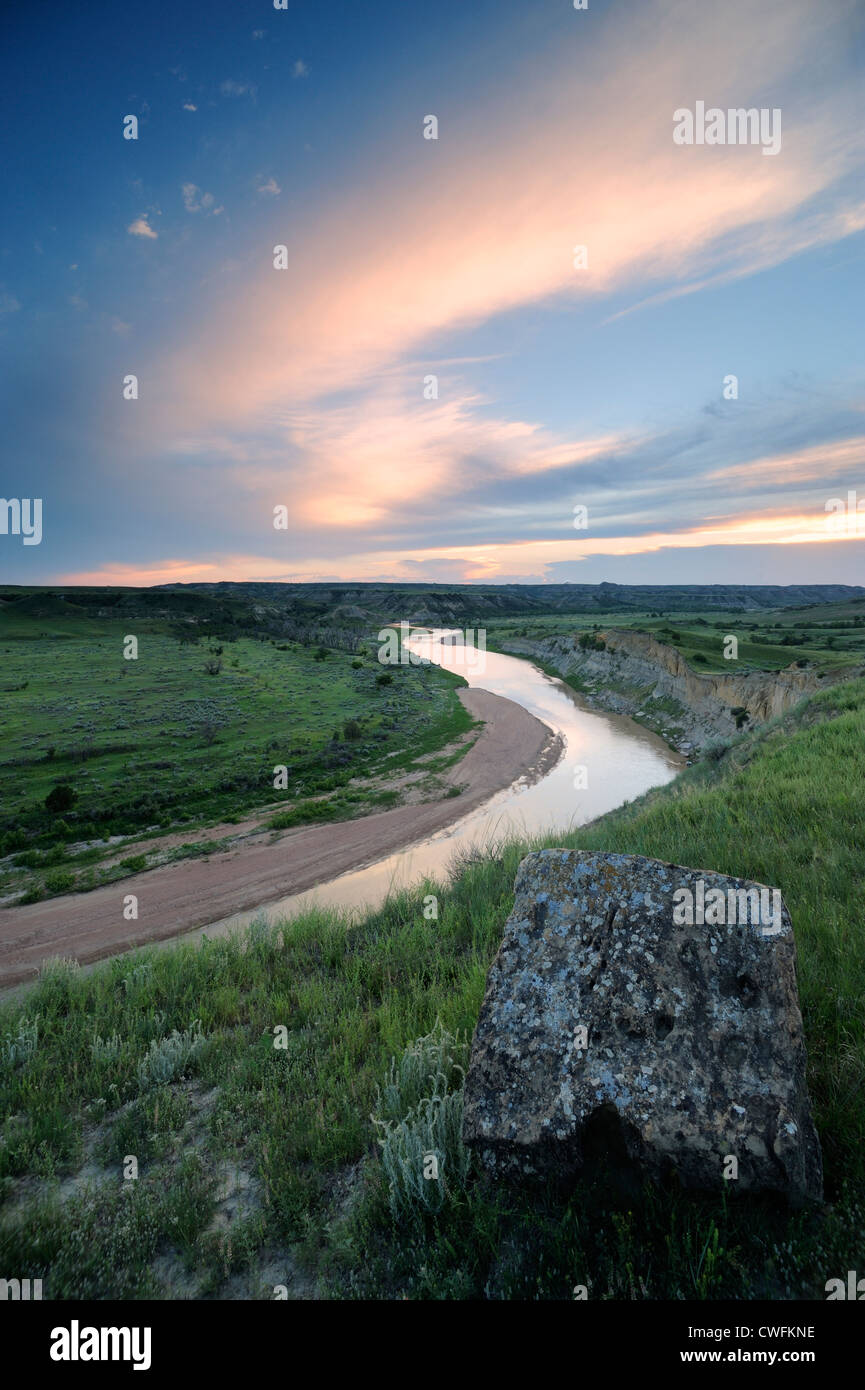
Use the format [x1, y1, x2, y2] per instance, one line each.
[0, 689, 561, 988]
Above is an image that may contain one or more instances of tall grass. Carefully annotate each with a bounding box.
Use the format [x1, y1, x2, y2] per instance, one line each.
[0, 679, 863, 1298]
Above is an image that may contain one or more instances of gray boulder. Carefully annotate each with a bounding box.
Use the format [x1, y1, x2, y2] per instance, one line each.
[462, 850, 822, 1204]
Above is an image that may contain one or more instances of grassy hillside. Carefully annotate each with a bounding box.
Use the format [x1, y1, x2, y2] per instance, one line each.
[0, 603, 473, 904]
[1, 677, 862, 1299]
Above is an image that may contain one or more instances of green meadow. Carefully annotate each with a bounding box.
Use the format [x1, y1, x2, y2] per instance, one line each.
[1, 676, 862, 1299]
[0, 599, 473, 904]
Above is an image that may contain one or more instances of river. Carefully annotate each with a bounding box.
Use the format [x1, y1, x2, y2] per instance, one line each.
[191, 630, 682, 941]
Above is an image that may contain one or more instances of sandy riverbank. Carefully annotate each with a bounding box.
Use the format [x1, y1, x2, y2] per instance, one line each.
[0, 689, 562, 989]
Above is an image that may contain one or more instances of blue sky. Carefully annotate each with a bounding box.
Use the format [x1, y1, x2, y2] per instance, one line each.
[1, 0, 864, 586]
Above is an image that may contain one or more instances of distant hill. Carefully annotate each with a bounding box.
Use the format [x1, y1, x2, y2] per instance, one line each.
[2, 581, 864, 633]
[153, 580, 865, 624]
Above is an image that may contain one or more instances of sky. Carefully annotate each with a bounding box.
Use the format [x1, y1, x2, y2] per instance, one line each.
[1, 0, 864, 588]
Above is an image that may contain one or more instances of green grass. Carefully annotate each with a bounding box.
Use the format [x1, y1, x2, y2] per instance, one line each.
[486, 599, 865, 674]
[1, 676, 863, 1298]
[0, 609, 474, 902]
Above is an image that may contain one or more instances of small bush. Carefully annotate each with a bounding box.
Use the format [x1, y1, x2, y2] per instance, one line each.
[703, 740, 730, 763]
[120, 855, 148, 873]
[44, 868, 75, 895]
[1, 1014, 39, 1069]
[372, 1021, 472, 1222]
[375, 672, 393, 687]
[45, 784, 76, 814]
[137, 1023, 206, 1089]
[376, 1090, 470, 1221]
[343, 720, 362, 740]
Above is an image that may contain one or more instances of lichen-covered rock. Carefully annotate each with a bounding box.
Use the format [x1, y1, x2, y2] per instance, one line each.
[462, 850, 822, 1203]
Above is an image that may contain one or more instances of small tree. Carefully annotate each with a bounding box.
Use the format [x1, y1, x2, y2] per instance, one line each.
[45, 784, 76, 815]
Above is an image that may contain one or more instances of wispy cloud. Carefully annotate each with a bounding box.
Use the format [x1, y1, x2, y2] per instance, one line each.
[255, 176, 281, 197]
[220, 78, 256, 98]
[182, 183, 224, 215]
[709, 437, 865, 489]
[156, 0, 863, 437]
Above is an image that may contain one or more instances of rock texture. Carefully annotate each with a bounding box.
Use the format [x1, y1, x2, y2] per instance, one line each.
[462, 850, 823, 1204]
[502, 629, 857, 751]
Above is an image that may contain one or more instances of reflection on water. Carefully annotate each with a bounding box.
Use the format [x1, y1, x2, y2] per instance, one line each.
[193, 631, 682, 941]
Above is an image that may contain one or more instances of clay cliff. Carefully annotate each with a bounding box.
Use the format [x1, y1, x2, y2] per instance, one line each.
[502, 628, 859, 753]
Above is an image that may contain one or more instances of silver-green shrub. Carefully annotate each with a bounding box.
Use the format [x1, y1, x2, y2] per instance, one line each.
[372, 1020, 472, 1222]
[1, 1014, 39, 1070]
[137, 1022, 206, 1089]
[91, 1032, 123, 1064]
[374, 1018, 468, 1125]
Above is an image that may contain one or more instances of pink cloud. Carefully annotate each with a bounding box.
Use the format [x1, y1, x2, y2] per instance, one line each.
[221, 383, 637, 528]
[708, 436, 865, 488]
[153, 0, 862, 438]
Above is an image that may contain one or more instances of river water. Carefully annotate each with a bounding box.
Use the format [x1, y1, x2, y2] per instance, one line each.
[192, 630, 682, 940]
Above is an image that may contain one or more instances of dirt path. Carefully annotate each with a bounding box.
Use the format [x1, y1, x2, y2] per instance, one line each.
[0, 690, 562, 989]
